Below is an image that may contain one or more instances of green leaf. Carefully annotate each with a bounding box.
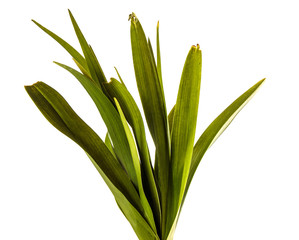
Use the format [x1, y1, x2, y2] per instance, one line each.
[104, 78, 161, 230]
[68, 10, 107, 87]
[31, 19, 88, 73]
[182, 78, 266, 207]
[115, 98, 157, 233]
[168, 105, 175, 135]
[73, 58, 92, 79]
[114, 67, 125, 86]
[55, 62, 138, 188]
[24, 82, 142, 211]
[156, 21, 163, 87]
[166, 45, 202, 236]
[130, 14, 170, 233]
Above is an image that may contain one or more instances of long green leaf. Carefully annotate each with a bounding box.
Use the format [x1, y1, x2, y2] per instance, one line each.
[182, 78, 266, 207]
[31, 20, 88, 73]
[55, 62, 138, 188]
[68, 10, 107, 88]
[130, 13, 170, 234]
[168, 105, 175, 135]
[25, 82, 142, 211]
[166, 45, 202, 236]
[104, 78, 161, 230]
[115, 98, 157, 233]
[156, 21, 163, 87]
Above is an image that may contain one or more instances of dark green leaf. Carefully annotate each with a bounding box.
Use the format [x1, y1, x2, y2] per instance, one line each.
[25, 82, 141, 211]
[68, 10, 107, 87]
[55, 62, 138, 188]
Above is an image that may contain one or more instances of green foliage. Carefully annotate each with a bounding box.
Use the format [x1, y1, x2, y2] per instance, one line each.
[26, 10, 265, 240]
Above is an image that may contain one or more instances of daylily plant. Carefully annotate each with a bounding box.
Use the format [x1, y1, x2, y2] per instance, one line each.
[25, 10, 265, 240]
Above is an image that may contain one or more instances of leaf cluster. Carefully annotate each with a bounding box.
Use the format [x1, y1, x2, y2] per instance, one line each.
[26, 11, 265, 240]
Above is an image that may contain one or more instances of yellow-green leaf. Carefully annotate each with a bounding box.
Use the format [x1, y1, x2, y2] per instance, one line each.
[130, 14, 170, 234]
[104, 78, 161, 230]
[166, 45, 202, 237]
[182, 78, 266, 207]
[115, 98, 157, 233]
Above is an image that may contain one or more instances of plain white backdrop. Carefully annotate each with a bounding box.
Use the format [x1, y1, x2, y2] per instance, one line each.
[1, 0, 299, 239]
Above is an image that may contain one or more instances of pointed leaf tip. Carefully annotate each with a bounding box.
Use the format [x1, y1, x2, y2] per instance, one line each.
[129, 12, 137, 22]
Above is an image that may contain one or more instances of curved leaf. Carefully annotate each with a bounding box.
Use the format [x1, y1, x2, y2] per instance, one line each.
[182, 78, 266, 209]
[32, 20, 88, 72]
[54, 62, 138, 188]
[24, 82, 142, 211]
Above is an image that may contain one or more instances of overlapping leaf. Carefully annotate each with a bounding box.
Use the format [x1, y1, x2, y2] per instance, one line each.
[28, 11, 265, 240]
[115, 98, 157, 232]
[31, 19, 88, 72]
[130, 14, 170, 236]
[105, 78, 161, 229]
[54, 62, 138, 188]
[25, 82, 141, 209]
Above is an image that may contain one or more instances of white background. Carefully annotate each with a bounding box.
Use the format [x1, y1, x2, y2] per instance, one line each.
[1, 0, 299, 239]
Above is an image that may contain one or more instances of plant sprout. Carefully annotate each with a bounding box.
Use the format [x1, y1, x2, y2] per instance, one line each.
[25, 10, 265, 240]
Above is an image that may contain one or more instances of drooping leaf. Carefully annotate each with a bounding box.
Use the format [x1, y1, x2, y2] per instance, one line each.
[166, 45, 202, 236]
[104, 78, 161, 229]
[130, 14, 170, 234]
[25, 82, 142, 211]
[54, 62, 138, 188]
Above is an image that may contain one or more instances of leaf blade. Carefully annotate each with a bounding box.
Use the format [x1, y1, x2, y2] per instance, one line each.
[130, 14, 170, 234]
[115, 98, 157, 233]
[31, 20, 88, 72]
[68, 10, 107, 87]
[104, 78, 161, 229]
[55, 62, 138, 188]
[156, 21, 163, 86]
[25, 82, 142, 211]
[166, 45, 202, 236]
[182, 78, 266, 205]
